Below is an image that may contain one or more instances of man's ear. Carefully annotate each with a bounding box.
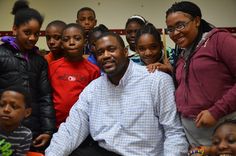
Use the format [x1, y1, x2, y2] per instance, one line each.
[124, 47, 128, 57]
[24, 108, 32, 118]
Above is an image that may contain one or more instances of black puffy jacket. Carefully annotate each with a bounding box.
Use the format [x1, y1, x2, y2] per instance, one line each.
[0, 42, 56, 137]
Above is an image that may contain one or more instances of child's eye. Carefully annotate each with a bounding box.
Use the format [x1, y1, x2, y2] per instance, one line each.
[88, 17, 95, 21]
[126, 30, 132, 35]
[212, 138, 220, 145]
[228, 136, 236, 144]
[75, 36, 81, 41]
[62, 37, 69, 42]
[54, 35, 61, 41]
[150, 45, 158, 50]
[79, 18, 86, 22]
[126, 29, 137, 35]
[24, 31, 31, 36]
[11, 104, 17, 109]
[35, 32, 40, 37]
[46, 35, 51, 41]
[138, 47, 145, 52]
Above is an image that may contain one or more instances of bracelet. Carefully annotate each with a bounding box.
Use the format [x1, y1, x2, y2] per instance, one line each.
[188, 146, 205, 156]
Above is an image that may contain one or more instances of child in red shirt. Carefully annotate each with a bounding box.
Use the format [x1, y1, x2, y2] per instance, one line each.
[49, 23, 100, 128]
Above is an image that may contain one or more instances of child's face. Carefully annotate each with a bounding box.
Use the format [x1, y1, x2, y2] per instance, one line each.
[45, 25, 64, 54]
[125, 21, 142, 49]
[76, 10, 97, 33]
[0, 91, 31, 131]
[89, 31, 103, 52]
[136, 33, 162, 65]
[62, 27, 85, 58]
[211, 124, 236, 156]
[12, 19, 41, 51]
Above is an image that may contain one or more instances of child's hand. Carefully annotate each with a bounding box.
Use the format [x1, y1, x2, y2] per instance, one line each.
[33, 133, 51, 147]
[146, 59, 173, 73]
[146, 62, 162, 73]
[195, 110, 217, 128]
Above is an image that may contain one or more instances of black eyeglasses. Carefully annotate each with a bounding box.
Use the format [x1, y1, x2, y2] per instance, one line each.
[167, 20, 193, 34]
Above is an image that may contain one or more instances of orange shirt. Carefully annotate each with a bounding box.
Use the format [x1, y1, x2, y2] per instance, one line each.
[44, 52, 55, 64]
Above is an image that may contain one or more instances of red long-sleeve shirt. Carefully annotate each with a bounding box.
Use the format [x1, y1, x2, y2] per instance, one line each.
[49, 58, 100, 127]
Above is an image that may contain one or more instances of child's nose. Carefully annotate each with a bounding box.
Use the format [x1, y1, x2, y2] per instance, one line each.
[218, 140, 229, 150]
[29, 34, 37, 41]
[49, 39, 55, 45]
[3, 105, 11, 113]
[145, 49, 152, 56]
[69, 39, 75, 45]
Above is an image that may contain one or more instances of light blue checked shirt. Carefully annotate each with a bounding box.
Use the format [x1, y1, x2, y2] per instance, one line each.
[45, 61, 188, 156]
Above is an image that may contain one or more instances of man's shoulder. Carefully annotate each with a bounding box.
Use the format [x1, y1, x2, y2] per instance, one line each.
[132, 63, 171, 81]
[89, 74, 105, 85]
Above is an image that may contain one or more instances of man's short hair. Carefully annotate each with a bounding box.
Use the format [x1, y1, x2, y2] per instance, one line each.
[96, 32, 125, 49]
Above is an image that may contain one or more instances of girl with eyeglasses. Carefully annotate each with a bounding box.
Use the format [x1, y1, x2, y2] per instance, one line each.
[165, 1, 236, 154]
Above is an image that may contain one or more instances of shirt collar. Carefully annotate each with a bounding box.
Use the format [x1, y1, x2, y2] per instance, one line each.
[105, 60, 133, 87]
[126, 45, 138, 57]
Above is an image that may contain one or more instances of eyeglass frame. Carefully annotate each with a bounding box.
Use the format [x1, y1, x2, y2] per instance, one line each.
[167, 19, 193, 34]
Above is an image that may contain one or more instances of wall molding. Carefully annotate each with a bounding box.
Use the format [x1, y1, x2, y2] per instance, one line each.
[0, 27, 235, 37]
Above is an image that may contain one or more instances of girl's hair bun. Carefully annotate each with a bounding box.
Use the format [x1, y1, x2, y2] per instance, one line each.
[11, 0, 29, 15]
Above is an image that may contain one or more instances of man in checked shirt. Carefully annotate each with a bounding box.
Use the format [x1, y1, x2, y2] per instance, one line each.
[46, 32, 188, 156]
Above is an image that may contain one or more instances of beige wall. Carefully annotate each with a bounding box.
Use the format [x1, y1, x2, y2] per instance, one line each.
[1, 0, 236, 50]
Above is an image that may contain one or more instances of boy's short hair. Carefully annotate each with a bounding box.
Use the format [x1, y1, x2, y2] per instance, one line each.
[63, 23, 85, 38]
[0, 85, 32, 108]
[77, 7, 96, 19]
[46, 20, 66, 30]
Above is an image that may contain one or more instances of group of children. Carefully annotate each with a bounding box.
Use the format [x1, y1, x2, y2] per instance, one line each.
[1, 0, 236, 156]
